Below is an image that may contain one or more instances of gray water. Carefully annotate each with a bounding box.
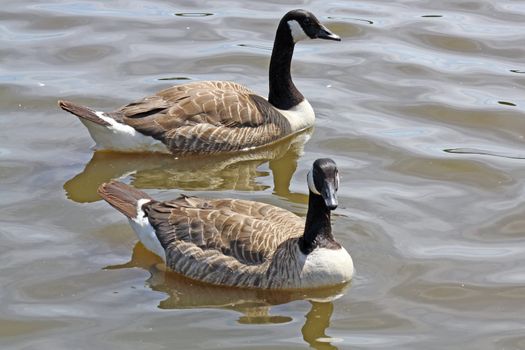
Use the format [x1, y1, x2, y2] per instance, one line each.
[1, 0, 525, 349]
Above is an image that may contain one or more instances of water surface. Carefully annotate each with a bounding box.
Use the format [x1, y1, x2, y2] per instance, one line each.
[1, 0, 525, 349]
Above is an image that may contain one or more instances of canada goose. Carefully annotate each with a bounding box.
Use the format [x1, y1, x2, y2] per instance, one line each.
[98, 158, 354, 289]
[58, 9, 340, 155]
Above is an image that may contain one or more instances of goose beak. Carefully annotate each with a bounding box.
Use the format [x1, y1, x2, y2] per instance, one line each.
[321, 182, 338, 210]
[316, 25, 341, 41]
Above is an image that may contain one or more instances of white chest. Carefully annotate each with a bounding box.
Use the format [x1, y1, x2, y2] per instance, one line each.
[275, 99, 315, 133]
[298, 247, 354, 288]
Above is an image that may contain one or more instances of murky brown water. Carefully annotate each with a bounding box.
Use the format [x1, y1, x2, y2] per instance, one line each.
[2, 0, 525, 349]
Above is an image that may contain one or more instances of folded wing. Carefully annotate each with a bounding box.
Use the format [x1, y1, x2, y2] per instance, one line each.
[143, 196, 304, 266]
[111, 81, 292, 154]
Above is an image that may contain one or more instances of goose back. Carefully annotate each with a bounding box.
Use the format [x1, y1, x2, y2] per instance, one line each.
[110, 81, 294, 155]
[142, 195, 306, 288]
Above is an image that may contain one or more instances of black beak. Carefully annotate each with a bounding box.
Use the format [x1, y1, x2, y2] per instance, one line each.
[321, 181, 338, 210]
[316, 25, 341, 41]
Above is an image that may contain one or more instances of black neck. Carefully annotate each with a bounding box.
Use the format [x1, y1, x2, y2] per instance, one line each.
[299, 191, 340, 254]
[268, 20, 304, 110]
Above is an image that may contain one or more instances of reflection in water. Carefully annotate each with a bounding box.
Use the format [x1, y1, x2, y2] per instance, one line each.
[303, 302, 339, 350]
[107, 243, 347, 349]
[64, 129, 312, 203]
[497, 101, 516, 107]
[444, 147, 525, 160]
[327, 16, 374, 25]
[174, 12, 214, 17]
[157, 76, 192, 81]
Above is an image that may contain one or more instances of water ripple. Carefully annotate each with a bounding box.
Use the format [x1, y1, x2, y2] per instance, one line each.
[2, 0, 525, 348]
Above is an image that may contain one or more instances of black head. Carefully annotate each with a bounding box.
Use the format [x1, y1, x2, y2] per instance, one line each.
[307, 158, 340, 210]
[282, 9, 341, 43]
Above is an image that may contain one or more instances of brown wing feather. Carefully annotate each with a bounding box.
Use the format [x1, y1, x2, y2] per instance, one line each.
[111, 81, 292, 154]
[143, 197, 304, 266]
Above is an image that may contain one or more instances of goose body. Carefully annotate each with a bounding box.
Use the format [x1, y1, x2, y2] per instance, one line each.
[98, 159, 354, 289]
[59, 10, 340, 155]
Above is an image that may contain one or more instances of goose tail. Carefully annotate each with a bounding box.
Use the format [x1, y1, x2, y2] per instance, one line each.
[58, 100, 110, 126]
[98, 181, 153, 219]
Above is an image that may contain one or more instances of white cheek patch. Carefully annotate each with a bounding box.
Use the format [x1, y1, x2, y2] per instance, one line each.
[288, 20, 309, 43]
[307, 170, 320, 195]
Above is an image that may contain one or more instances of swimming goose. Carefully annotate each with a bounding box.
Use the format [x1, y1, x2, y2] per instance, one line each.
[98, 158, 354, 289]
[58, 9, 340, 155]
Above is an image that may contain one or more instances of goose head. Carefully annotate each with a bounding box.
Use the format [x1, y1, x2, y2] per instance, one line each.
[283, 9, 341, 43]
[307, 158, 340, 210]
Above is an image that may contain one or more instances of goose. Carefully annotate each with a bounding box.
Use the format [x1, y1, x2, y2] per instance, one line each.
[98, 158, 354, 289]
[58, 9, 340, 155]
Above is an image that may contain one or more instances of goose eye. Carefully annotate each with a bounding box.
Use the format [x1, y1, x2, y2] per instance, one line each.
[304, 18, 311, 25]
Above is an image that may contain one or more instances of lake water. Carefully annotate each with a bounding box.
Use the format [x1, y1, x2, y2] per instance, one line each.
[2, 0, 525, 349]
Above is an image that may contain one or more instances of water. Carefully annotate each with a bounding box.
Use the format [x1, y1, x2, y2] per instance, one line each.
[1, 0, 525, 349]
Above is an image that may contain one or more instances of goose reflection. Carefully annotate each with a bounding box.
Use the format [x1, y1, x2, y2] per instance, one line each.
[107, 243, 346, 349]
[64, 129, 312, 203]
